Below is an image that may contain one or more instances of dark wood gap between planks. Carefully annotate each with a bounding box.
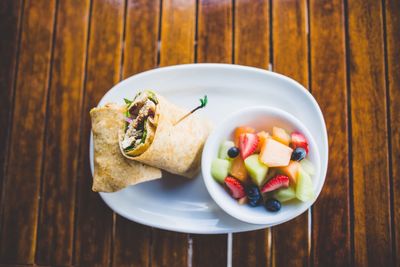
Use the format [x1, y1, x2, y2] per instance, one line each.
[381, 0, 396, 266]
[72, 0, 94, 265]
[35, 0, 60, 261]
[0, 0, 25, 237]
[343, 0, 356, 265]
[384, 0, 400, 265]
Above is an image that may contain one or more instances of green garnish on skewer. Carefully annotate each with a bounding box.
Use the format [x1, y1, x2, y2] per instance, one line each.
[174, 95, 208, 126]
[124, 98, 133, 105]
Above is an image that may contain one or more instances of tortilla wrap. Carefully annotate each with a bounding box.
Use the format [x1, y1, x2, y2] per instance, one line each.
[119, 91, 211, 178]
[90, 103, 162, 192]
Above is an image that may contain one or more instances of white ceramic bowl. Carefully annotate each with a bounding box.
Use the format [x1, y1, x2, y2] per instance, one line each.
[202, 106, 323, 225]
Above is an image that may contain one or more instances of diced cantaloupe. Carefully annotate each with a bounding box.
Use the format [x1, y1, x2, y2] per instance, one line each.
[259, 138, 293, 167]
[229, 156, 249, 183]
[272, 127, 291, 146]
[280, 161, 300, 184]
[256, 131, 270, 153]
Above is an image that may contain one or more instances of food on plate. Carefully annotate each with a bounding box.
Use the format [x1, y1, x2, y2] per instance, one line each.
[245, 185, 262, 207]
[224, 176, 246, 199]
[219, 140, 235, 160]
[274, 187, 296, 202]
[238, 133, 259, 159]
[119, 91, 158, 156]
[291, 131, 309, 153]
[265, 198, 282, 212]
[119, 90, 211, 178]
[261, 174, 289, 193]
[211, 158, 231, 183]
[229, 156, 248, 183]
[272, 126, 291, 146]
[91, 90, 210, 192]
[211, 125, 315, 213]
[234, 126, 255, 146]
[90, 103, 162, 192]
[244, 154, 268, 186]
[296, 167, 314, 201]
[280, 161, 300, 184]
[291, 147, 307, 161]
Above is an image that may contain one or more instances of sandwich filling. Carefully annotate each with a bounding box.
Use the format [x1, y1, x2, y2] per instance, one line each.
[121, 91, 158, 154]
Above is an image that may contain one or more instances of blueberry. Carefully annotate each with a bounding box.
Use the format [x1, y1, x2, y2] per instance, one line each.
[291, 147, 306, 161]
[227, 147, 240, 158]
[246, 185, 262, 207]
[265, 198, 281, 212]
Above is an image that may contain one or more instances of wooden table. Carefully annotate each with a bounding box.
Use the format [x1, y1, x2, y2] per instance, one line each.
[0, 0, 399, 266]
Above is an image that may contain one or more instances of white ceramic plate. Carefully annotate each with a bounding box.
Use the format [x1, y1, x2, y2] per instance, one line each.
[90, 64, 328, 234]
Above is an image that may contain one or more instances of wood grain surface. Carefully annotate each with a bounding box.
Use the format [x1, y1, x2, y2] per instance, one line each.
[35, 0, 90, 265]
[232, 1, 271, 266]
[191, 1, 231, 266]
[112, 1, 160, 266]
[151, 0, 195, 266]
[191, 1, 232, 266]
[385, 0, 400, 266]
[0, 0, 398, 266]
[0, 0, 57, 263]
[0, 0, 23, 220]
[74, 0, 124, 266]
[271, 1, 310, 266]
[309, 1, 351, 266]
[347, 0, 393, 266]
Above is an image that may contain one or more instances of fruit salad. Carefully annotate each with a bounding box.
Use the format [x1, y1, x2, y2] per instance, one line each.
[211, 126, 315, 212]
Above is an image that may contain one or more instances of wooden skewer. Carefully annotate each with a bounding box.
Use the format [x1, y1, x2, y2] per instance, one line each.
[174, 95, 208, 126]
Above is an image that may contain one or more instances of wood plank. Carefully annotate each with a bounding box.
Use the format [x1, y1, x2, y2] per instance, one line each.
[159, 0, 195, 66]
[73, 0, 125, 266]
[121, 0, 160, 78]
[0, 0, 57, 263]
[385, 0, 400, 265]
[232, 1, 271, 266]
[112, 0, 160, 266]
[233, 229, 270, 267]
[151, 0, 195, 266]
[347, 0, 393, 266]
[197, 0, 232, 63]
[271, 1, 309, 266]
[0, 0, 23, 219]
[151, 230, 188, 267]
[234, 0, 269, 69]
[309, 1, 351, 266]
[34, 0, 90, 265]
[191, 1, 231, 266]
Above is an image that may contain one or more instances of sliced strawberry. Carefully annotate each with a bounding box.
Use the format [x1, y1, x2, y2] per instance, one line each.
[261, 174, 290, 193]
[224, 176, 246, 199]
[239, 133, 259, 159]
[291, 132, 309, 153]
[234, 126, 256, 146]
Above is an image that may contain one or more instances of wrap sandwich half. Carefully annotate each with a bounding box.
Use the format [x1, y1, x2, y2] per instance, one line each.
[119, 90, 211, 178]
[90, 103, 162, 192]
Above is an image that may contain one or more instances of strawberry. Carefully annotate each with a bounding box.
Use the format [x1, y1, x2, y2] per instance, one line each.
[290, 132, 309, 153]
[234, 126, 256, 146]
[261, 174, 290, 193]
[224, 176, 246, 199]
[239, 133, 259, 159]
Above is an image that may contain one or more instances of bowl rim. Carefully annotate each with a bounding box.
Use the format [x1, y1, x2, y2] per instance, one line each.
[201, 106, 324, 225]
